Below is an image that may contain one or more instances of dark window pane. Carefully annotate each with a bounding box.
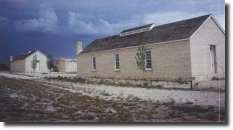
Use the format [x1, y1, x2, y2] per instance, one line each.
[115, 54, 120, 69]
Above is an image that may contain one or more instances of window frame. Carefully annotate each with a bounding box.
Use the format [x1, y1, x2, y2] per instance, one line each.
[144, 50, 152, 71]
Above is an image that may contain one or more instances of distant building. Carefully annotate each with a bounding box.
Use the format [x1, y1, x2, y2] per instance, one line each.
[57, 58, 77, 73]
[77, 15, 225, 81]
[10, 50, 49, 73]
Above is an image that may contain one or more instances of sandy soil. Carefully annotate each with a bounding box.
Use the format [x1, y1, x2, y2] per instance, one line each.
[42, 80, 225, 107]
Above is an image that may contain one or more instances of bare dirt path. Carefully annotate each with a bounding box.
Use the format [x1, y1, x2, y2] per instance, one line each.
[0, 72, 225, 107]
[0, 76, 225, 123]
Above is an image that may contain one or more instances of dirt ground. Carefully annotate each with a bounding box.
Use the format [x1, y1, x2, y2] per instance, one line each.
[0, 77, 225, 123]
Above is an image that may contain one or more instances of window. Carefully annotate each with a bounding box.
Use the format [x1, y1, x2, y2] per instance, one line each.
[92, 56, 96, 71]
[145, 50, 152, 70]
[115, 54, 120, 70]
[210, 45, 217, 73]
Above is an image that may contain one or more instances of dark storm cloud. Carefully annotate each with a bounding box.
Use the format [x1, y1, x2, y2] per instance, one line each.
[0, 0, 225, 35]
[0, 0, 225, 63]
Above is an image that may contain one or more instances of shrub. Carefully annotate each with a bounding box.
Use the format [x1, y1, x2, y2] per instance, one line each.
[176, 77, 187, 84]
[57, 76, 63, 80]
[194, 82, 199, 87]
[168, 98, 175, 105]
[143, 82, 148, 87]
[98, 79, 104, 85]
[211, 76, 219, 80]
[155, 84, 163, 88]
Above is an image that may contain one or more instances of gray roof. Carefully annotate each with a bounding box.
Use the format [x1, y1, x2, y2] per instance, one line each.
[82, 15, 210, 53]
[12, 50, 37, 61]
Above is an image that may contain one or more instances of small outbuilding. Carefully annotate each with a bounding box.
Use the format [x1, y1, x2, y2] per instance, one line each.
[10, 50, 49, 73]
[57, 58, 77, 73]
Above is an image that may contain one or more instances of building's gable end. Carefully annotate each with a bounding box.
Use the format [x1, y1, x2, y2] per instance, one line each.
[190, 15, 224, 39]
[25, 50, 49, 73]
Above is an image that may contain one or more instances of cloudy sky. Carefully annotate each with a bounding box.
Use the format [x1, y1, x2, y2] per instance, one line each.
[0, 0, 225, 63]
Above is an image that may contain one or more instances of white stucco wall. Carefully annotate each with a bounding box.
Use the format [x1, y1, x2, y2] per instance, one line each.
[190, 17, 225, 80]
[57, 59, 77, 73]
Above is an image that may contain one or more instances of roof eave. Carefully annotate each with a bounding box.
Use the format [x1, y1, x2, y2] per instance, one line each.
[210, 15, 225, 34]
[80, 38, 190, 54]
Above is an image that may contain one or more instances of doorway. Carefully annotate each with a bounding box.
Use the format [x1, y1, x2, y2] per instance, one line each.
[210, 45, 217, 73]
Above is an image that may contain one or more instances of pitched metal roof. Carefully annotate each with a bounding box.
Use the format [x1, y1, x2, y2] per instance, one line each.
[12, 50, 37, 61]
[82, 15, 210, 53]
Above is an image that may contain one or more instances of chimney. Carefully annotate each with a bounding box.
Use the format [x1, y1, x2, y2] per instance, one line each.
[76, 41, 83, 56]
[9, 56, 13, 62]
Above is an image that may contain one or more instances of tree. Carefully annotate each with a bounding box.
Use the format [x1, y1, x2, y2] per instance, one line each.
[31, 55, 39, 72]
[47, 55, 57, 72]
[135, 45, 147, 72]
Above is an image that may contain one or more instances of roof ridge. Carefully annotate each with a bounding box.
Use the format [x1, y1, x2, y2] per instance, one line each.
[121, 14, 210, 34]
[95, 15, 210, 41]
[154, 14, 210, 28]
